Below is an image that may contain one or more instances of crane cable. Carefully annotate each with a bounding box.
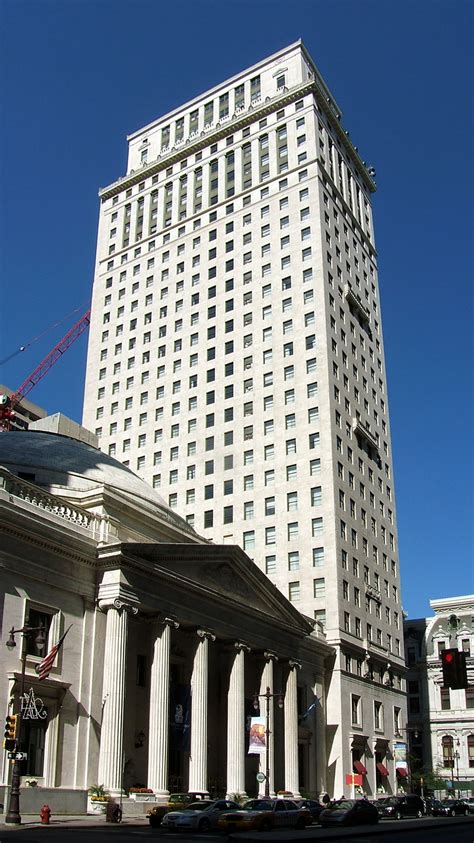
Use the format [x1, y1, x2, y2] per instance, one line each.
[0, 303, 90, 367]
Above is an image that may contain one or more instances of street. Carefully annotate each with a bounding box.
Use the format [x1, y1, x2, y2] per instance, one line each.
[0, 817, 473, 843]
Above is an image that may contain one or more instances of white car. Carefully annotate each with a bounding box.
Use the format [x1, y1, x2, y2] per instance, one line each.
[161, 799, 240, 831]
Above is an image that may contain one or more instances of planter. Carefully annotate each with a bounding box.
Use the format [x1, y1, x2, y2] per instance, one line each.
[130, 792, 155, 801]
[88, 798, 107, 814]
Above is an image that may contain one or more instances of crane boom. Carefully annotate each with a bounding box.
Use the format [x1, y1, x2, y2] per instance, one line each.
[0, 309, 91, 429]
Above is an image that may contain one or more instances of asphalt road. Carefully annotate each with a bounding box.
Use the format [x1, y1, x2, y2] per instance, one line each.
[1, 818, 474, 843]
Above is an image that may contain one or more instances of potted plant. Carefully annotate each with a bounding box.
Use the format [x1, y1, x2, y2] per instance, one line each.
[88, 784, 109, 814]
[129, 786, 154, 801]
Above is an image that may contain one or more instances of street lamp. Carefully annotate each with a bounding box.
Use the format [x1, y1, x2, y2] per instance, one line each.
[253, 687, 284, 797]
[4, 625, 46, 825]
[451, 740, 460, 796]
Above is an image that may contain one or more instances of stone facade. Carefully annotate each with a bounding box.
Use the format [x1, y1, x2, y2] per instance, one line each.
[0, 422, 331, 812]
[404, 595, 474, 795]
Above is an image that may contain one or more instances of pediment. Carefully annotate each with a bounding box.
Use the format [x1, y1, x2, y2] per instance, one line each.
[120, 542, 312, 635]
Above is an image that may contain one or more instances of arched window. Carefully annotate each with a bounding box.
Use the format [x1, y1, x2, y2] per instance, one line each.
[442, 735, 454, 768]
[468, 734, 474, 769]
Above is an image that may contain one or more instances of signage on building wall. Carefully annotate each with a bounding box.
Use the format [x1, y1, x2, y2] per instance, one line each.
[21, 688, 47, 720]
[345, 773, 363, 786]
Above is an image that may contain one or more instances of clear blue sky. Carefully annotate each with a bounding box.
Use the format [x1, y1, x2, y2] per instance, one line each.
[1, 0, 472, 619]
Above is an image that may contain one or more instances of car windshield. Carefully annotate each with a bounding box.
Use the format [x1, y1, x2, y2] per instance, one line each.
[384, 798, 400, 806]
[186, 802, 215, 811]
[243, 800, 273, 811]
[332, 800, 354, 810]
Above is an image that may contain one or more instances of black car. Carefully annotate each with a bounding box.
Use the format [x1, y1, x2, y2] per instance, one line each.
[431, 799, 471, 817]
[318, 798, 379, 826]
[377, 794, 425, 819]
[294, 798, 324, 821]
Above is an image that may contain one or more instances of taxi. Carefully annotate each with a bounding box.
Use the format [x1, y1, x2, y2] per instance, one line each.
[217, 798, 312, 832]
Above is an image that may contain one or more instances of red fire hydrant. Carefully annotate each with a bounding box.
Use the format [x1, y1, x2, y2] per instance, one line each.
[40, 804, 51, 824]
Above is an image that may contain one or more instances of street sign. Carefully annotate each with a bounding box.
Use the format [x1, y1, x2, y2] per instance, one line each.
[15, 752, 27, 760]
[256, 772, 266, 783]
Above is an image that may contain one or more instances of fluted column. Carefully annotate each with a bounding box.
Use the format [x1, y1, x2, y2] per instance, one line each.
[148, 618, 179, 796]
[258, 652, 278, 797]
[98, 599, 137, 794]
[226, 642, 250, 797]
[284, 661, 301, 797]
[189, 629, 215, 794]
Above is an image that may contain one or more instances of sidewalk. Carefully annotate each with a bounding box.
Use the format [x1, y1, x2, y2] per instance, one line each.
[0, 813, 148, 828]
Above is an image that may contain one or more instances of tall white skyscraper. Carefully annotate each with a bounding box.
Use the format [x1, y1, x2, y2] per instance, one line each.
[83, 41, 407, 796]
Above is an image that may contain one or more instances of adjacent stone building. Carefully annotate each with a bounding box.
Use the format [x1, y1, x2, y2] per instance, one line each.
[404, 595, 474, 796]
[0, 419, 331, 813]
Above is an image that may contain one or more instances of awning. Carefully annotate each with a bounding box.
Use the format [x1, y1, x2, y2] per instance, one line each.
[353, 760, 367, 775]
[376, 762, 389, 777]
[456, 780, 474, 790]
[396, 767, 408, 777]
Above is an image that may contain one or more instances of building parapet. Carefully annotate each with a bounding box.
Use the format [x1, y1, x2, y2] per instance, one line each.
[99, 77, 376, 201]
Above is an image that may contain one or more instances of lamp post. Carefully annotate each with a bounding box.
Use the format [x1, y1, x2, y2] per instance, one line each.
[452, 740, 460, 797]
[253, 687, 283, 797]
[4, 625, 46, 825]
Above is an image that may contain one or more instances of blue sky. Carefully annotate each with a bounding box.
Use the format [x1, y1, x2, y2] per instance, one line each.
[1, 0, 472, 618]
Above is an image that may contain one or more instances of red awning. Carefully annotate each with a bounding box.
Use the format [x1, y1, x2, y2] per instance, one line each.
[396, 767, 408, 777]
[376, 762, 389, 777]
[353, 760, 367, 775]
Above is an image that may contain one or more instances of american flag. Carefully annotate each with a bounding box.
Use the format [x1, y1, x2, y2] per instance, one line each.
[36, 625, 72, 681]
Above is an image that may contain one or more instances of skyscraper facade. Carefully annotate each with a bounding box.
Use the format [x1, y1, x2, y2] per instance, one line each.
[83, 41, 407, 797]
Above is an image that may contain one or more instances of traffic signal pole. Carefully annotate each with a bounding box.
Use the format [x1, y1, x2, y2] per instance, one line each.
[5, 643, 27, 824]
[4, 625, 45, 825]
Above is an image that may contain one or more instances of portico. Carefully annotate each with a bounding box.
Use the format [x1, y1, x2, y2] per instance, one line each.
[95, 542, 330, 799]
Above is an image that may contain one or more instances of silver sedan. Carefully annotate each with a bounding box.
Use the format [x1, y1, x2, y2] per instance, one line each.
[161, 799, 241, 831]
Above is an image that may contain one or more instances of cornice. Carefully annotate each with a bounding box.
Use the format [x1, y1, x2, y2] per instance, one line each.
[99, 78, 375, 202]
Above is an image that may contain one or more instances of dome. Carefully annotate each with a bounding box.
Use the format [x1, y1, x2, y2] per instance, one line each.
[0, 428, 176, 517]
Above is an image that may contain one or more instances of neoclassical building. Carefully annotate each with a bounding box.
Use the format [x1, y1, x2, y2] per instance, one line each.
[404, 596, 474, 795]
[0, 417, 332, 813]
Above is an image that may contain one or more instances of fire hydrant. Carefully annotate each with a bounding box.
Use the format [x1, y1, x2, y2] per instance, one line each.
[40, 804, 51, 824]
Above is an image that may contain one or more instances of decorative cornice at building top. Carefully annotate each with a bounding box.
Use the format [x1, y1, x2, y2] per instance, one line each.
[99, 78, 375, 202]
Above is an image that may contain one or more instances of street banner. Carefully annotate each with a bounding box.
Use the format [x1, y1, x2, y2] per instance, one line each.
[393, 741, 407, 771]
[248, 716, 266, 754]
[170, 683, 191, 751]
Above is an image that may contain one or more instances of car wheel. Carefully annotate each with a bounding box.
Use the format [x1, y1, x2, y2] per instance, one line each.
[464, 809, 469, 816]
[450, 809, 456, 817]
[416, 810, 423, 818]
[260, 819, 272, 832]
[395, 811, 402, 820]
[296, 817, 306, 829]
[199, 818, 211, 832]
[149, 817, 161, 828]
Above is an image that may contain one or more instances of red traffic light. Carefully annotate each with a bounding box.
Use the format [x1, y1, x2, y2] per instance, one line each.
[441, 648, 468, 689]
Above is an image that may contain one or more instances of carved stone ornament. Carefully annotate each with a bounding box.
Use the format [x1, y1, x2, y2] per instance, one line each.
[197, 629, 216, 642]
[113, 598, 139, 616]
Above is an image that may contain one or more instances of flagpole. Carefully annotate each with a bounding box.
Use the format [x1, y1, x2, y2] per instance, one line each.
[4, 625, 46, 825]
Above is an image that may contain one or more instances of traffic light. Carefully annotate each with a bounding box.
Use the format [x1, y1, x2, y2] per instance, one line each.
[3, 714, 18, 751]
[441, 648, 468, 689]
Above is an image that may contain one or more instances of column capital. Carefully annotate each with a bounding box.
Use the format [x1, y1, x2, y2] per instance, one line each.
[288, 660, 302, 671]
[234, 642, 251, 653]
[264, 651, 279, 662]
[163, 617, 180, 630]
[98, 597, 139, 616]
[197, 629, 216, 642]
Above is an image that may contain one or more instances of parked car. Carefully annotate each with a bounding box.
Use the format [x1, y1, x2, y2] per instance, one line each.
[377, 794, 425, 819]
[147, 792, 208, 827]
[217, 798, 312, 832]
[318, 798, 379, 826]
[431, 799, 471, 817]
[161, 799, 240, 831]
[294, 798, 324, 821]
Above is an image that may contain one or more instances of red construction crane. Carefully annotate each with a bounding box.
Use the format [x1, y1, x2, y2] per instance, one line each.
[0, 309, 91, 431]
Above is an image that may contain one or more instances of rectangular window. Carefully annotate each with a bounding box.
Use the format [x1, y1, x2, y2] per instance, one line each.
[313, 577, 325, 598]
